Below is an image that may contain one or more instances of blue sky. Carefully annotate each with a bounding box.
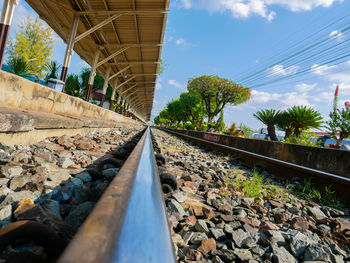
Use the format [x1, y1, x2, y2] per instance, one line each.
[3, 0, 350, 130]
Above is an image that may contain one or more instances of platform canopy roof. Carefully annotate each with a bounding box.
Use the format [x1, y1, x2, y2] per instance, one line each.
[25, 0, 170, 121]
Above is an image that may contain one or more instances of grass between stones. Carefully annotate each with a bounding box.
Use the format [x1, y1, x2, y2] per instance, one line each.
[223, 169, 344, 208]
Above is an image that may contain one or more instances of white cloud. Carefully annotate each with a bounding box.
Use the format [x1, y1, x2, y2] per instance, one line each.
[250, 88, 312, 107]
[266, 64, 299, 77]
[295, 83, 316, 92]
[174, 0, 342, 21]
[329, 30, 343, 40]
[179, 0, 193, 9]
[312, 91, 333, 103]
[251, 89, 282, 103]
[175, 38, 186, 45]
[168, 79, 186, 90]
[311, 60, 350, 84]
[156, 78, 162, 90]
[281, 92, 312, 107]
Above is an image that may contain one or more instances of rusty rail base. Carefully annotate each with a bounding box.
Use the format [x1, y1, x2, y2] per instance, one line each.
[58, 127, 175, 263]
[161, 128, 350, 203]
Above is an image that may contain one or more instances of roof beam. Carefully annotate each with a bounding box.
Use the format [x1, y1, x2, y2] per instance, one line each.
[106, 43, 162, 48]
[116, 76, 136, 90]
[120, 84, 137, 96]
[108, 65, 132, 81]
[74, 13, 122, 43]
[124, 90, 138, 100]
[132, 74, 158, 77]
[75, 10, 168, 16]
[109, 61, 160, 65]
[97, 47, 130, 68]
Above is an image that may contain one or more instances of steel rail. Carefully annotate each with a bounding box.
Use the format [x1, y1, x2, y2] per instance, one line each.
[160, 128, 350, 200]
[58, 127, 175, 263]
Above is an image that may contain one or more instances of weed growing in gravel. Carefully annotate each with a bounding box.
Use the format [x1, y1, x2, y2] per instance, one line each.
[238, 170, 265, 198]
[224, 170, 293, 200]
[291, 179, 343, 208]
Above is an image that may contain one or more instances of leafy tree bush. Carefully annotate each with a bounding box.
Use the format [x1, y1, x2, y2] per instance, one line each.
[327, 87, 350, 146]
[65, 74, 81, 96]
[282, 131, 320, 147]
[7, 16, 55, 78]
[179, 91, 206, 125]
[167, 99, 187, 124]
[239, 123, 254, 138]
[185, 123, 195, 130]
[188, 75, 250, 123]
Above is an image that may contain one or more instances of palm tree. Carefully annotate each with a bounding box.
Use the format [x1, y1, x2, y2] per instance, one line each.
[276, 111, 294, 139]
[253, 109, 281, 141]
[45, 61, 61, 82]
[287, 106, 323, 137]
[6, 56, 29, 77]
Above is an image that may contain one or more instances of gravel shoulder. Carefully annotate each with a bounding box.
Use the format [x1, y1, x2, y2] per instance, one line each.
[152, 128, 350, 263]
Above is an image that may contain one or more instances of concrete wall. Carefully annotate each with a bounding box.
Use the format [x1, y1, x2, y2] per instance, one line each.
[0, 71, 143, 145]
[168, 129, 350, 178]
[0, 71, 138, 124]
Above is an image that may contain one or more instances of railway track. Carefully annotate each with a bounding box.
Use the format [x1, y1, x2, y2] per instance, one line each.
[160, 128, 350, 202]
[0, 125, 350, 262]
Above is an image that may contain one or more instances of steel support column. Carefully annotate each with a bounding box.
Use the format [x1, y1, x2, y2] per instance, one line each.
[114, 94, 121, 112]
[118, 97, 124, 114]
[109, 79, 117, 111]
[99, 66, 111, 107]
[123, 99, 127, 116]
[60, 14, 79, 85]
[85, 50, 100, 101]
[0, 0, 19, 68]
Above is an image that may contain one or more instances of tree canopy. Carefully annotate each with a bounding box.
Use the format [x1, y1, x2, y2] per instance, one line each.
[7, 16, 55, 78]
[188, 75, 250, 123]
[179, 91, 206, 125]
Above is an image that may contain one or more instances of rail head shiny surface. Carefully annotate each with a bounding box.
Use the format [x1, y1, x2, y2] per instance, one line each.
[162, 128, 350, 186]
[58, 127, 175, 263]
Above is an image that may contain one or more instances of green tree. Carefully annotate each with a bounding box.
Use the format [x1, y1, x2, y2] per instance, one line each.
[6, 56, 29, 77]
[188, 75, 250, 123]
[215, 110, 225, 132]
[167, 99, 187, 124]
[253, 109, 281, 141]
[65, 74, 81, 97]
[45, 61, 61, 83]
[157, 59, 167, 75]
[7, 16, 55, 78]
[179, 91, 206, 125]
[80, 68, 105, 96]
[157, 109, 172, 125]
[287, 106, 323, 137]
